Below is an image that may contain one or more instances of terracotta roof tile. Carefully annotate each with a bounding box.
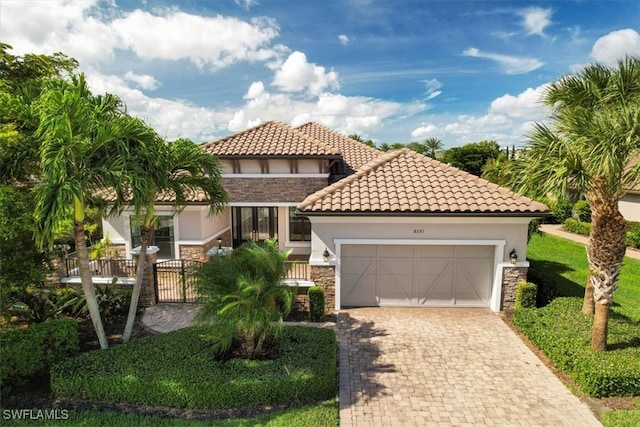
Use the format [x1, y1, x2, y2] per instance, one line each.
[294, 122, 382, 177]
[298, 148, 549, 215]
[201, 121, 341, 158]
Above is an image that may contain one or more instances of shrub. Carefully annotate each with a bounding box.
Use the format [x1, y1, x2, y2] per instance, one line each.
[542, 198, 573, 224]
[1, 318, 78, 394]
[563, 218, 591, 236]
[515, 282, 537, 310]
[573, 200, 592, 222]
[51, 325, 336, 409]
[626, 222, 640, 249]
[513, 298, 640, 397]
[9, 287, 82, 323]
[308, 286, 325, 322]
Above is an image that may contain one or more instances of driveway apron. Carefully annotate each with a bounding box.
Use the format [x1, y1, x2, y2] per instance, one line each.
[338, 307, 601, 427]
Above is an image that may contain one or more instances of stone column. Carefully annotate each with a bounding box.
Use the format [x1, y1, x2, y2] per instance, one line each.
[501, 265, 528, 311]
[131, 246, 159, 307]
[310, 265, 336, 314]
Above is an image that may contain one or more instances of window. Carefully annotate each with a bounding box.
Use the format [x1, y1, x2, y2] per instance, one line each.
[288, 207, 311, 242]
[130, 215, 175, 259]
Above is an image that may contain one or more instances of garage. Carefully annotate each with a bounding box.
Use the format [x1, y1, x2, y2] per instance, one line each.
[341, 244, 495, 307]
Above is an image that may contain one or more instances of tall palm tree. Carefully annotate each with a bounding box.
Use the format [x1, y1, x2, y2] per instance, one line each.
[424, 137, 443, 159]
[516, 56, 640, 351]
[120, 137, 227, 342]
[33, 74, 154, 349]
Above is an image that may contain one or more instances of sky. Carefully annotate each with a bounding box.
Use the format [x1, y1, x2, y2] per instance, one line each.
[1, 0, 639, 148]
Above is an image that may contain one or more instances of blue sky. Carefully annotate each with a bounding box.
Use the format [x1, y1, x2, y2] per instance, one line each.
[1, 0, 639, 147]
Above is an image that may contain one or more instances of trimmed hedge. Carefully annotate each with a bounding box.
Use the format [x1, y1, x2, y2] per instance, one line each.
[51, 325, 336, 409]
[515, 282, 537, 310]
[1, 318, 79, 394]
[513, 298, 640, 397]
[308, 286, 325, 322]
[563, 218, 591, 236]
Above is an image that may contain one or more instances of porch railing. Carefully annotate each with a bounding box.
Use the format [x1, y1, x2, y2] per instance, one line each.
[285, 261, 309, 280]
[64, 257, 137, 278]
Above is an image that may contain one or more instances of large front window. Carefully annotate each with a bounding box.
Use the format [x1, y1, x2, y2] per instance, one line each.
[232, 207, 278, 247]
[288, 207, 311, 242]
[130, 215, 175, 259]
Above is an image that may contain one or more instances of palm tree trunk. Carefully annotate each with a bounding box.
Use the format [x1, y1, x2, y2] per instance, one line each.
[592, 301, 610, 351]
[122, 225, 153, 343]
[587, 194, 627, 351]
[75, 220, 109, 350]
[581, 270, 595, 315]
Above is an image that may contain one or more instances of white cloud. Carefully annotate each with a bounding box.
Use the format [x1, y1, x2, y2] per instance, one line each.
[123, 71, 160, 90]
[422, 78, 442, 101]
[489, 85, 549, 119]
[272, 51, 340, 96]
[518, 7, 552, 37]
[111, 11, 282, 70]
[463, 47, 544, 74]
[411, 124, 439, 138]
[590, 29, 640, 66]
[338, 35, 350, 45]
[235, 0, 259, 10]
[244, 81, 266, 100]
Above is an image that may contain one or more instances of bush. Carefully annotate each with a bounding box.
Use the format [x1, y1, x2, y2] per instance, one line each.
[1, 318, 79, 394]
[513, 298, 640, 397]
[51, 325, 336, 409]
[573, 200, 592, 222]
[9, 287, 82, 323]
[626, 222, 640, 249]
[515, 282, 537, 310]
[542, 198, 573, 224]
[563, 218, 591, 236]
[308, 286, 325, 322]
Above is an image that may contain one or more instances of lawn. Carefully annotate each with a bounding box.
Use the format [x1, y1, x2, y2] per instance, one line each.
[527, 233, 640, 321]
[3, 400, 338, 426]
[523, 233, 640, 425]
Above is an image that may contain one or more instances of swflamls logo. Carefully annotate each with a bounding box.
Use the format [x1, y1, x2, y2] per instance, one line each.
[2, 409, 70, 420]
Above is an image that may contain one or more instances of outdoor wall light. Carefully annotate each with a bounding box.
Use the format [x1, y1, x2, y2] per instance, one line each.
[323, 248, 330, 262]
[509, 248, 518, 264]
[218, 238, 223, 250]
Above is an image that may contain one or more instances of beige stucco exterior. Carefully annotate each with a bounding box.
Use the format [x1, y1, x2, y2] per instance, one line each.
[619, 192, 640, 222]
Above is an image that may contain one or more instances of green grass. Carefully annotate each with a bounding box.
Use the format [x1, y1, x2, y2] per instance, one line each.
[602, 408, 640, 427]
[527, 233, 640, 321]
[2, 400, 338, 426]
[51, 325, 336, 410]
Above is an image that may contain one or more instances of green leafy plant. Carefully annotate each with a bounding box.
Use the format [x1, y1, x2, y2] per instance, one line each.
[195, 238, 294, 358]
[1, 318, 78, 394]
[573, 200, 592, 222]
[514, 282, 537, 310]
[9, 287, 81, 323]
[308, 286, 325, 322]
[563, 218, 592, 236]
[625, 222, 640, 249]
[73, 285, 132, 319]
[51, 325, 336, 409]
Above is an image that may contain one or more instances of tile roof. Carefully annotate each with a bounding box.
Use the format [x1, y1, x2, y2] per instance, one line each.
[295, 122, 382, 178]
[201, 121, 341, 158]
[298, 148, 549, 215]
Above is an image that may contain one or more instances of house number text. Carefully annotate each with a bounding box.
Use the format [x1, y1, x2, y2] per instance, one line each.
[413, 229, 425, 234]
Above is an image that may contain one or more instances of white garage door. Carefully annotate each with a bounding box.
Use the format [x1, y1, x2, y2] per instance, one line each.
[341, 244, 494, 307]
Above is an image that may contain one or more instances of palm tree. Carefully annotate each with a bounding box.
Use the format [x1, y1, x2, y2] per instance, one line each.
[424, 137, 443, 159]
[516, 56, 640, 351]
[194, 238, 294, 358]
[120, 137, 227, 342]
[33, 74, 154, 349]
[378, 142, 391, 152]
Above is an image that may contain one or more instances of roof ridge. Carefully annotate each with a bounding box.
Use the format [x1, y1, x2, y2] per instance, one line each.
[201, 120, 276, 148]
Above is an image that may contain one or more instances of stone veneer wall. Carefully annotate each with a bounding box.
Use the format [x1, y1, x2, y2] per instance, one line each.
[222, 177, 328, 203]
[180, 229, 233, 262]
[501, 266, 528, 310]
[310, 265, 336, 314]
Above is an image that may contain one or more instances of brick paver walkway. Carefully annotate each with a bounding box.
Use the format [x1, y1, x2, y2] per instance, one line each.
[338, 307, 601, 427]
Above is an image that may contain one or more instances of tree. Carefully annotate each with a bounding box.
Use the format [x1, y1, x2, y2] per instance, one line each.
[406, 141, 427, 155]
[33, 74, 155, 349]
[349, 133, 375, 147]
[194, 239, 294, 358]
[423, 137, 443, 159]
[120, 137, 227, 342]
[481, 151, 513, 186]
[516, 56, 640, 351]
[441, 140, 500, 176]
[378, 142, 391, 152]
[390, 142, 405, 150]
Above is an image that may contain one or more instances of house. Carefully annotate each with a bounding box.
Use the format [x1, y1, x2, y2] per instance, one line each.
[101, 121, 549, 312]
[619, 158, 640, 222]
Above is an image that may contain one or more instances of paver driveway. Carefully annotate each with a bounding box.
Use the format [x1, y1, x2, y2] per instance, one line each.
[338, 307, 601, 427]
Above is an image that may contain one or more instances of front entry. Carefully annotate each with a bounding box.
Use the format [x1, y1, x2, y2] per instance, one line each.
[232, 207, 278, 247]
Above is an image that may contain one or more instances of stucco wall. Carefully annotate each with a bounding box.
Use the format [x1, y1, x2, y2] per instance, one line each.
[619, 193, 640, 222]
